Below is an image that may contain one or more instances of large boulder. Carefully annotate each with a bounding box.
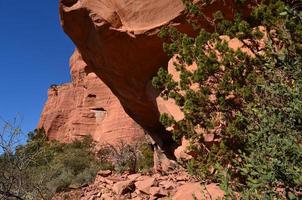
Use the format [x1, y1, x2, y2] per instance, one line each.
[38, 50, 145, 144]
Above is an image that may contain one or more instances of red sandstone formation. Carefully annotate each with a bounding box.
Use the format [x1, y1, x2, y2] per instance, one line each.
[40, 0, 254, 145]
[58, 0, 253, 144]
[38, 50, 145, 144]
[59, 0, 186, 135]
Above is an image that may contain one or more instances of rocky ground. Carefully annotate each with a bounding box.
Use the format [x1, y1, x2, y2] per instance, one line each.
[53, 165, 224, 200]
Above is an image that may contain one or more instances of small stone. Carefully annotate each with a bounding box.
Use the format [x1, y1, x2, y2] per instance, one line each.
[135, 177, 156, 194]
[152, 173, 161, 179]
[104, 179, 114, 185]
[150, 187, 168, 197]
[176, 175, 189, 182]
[150, 187, 160, 196]
[161, 159, 177, 172]
[157, 175, 169, 181]
[98, 170, 112, 177]
[128, 173, 141, 181]
[203, 133, 215, 143]
[106, 176, 125, 183]
[172, 183, 224, 200]
[174, 147, 192, 161]
[68, 184, 80, 189]
[176, 181, 186, 186]
[112, 180, 134, 195]
[159, 180, 175, 190]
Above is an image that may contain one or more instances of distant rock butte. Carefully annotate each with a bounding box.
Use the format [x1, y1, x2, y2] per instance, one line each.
[38, 50, 145, 144]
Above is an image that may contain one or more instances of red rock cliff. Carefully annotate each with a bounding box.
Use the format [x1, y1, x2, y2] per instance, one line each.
[59, 0, 187, 134]
[58, 0, 251, 143]
[40, 0, 253, 144]
[38, 50, 145, 144]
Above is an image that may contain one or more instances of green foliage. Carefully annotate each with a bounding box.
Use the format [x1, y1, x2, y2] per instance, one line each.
[136, 142, 154, 173]
[97, 141, 154, 174]
[152, 68, 177, 93]
[153, 0, 302, 198]
[1, 128, 154, 199]
[1, 129, 100, 199]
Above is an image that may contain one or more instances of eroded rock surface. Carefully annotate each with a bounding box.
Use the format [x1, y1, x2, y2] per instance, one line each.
[58, 0, 253, 145]
[59, 0, 187, 136]
[38, 50, 145, 144]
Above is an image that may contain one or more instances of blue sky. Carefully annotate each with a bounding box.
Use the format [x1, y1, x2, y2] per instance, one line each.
[0, 0, 74, 134]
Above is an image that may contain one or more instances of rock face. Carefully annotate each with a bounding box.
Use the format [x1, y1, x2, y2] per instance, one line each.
[58, 0, 251, 144]
[59, 0, 187, 141]
[38, 50, 145, 144]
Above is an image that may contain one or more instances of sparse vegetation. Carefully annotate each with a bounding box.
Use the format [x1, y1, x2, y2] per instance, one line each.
[0, 125, 100, 199]
[153, 0, 302, 198]
[0, 120, 154, 200]
[97, 141, 154, 174]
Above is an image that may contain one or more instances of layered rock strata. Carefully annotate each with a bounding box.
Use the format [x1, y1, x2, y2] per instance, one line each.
[38, 50, 145, 144]
[59, 0, 187, 140]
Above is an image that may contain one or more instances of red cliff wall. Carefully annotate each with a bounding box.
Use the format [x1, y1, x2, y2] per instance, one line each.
[38, 50, 145, 144]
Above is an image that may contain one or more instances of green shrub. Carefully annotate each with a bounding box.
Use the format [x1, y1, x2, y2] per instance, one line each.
[136, 143, 154, 173]
[1, 130, 101, 199]
[97, 141, 154, 174]
[153, 0, 302, 198]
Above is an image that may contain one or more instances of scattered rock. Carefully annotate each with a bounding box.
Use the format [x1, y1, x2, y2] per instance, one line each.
[135, 177, 156, 194]
[68, 184, 81, 189]
[176, 175, 189, 182]
[104, 179, 114, 185]
[107, 176, 126, 183]
[174, 137, 193, 161]
[52, 167, 217, 200]
[172, 183, 224, 200]
[112, 180, 134, 195]
[159, 180, 175, 190]
[150, 187, 168, 197]
[174, 147, 193, 161]
[161, 158, 178, 172]
[154, 147, 178, 173]
[128, 173, 141, 181]
[173, 183, 203, 200]
[203, 133, 215, 143]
